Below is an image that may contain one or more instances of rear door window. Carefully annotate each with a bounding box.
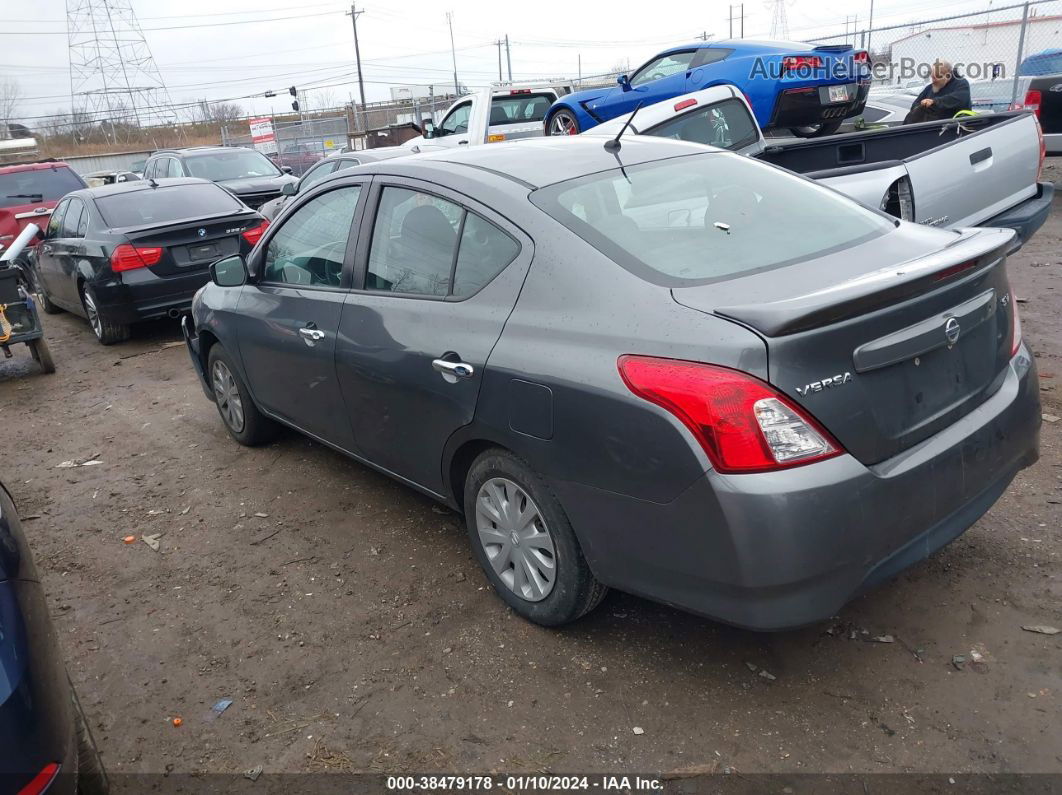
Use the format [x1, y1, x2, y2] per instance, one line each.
[46, 199, 68, 238]
[645, 98, 760, 150]
[61, 198, 85, 238]
[262, 186, 362, 287]
[531, 152, 894, 285]
[365, 186, 518, 298]
[489, 93, 555, 125]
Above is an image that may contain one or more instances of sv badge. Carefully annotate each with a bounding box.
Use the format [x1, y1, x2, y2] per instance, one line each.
[796, 372, 852, 396]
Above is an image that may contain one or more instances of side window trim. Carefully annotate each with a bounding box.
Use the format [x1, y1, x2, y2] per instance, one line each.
[47, 199, 69, 239]
[253, 178, 371, 292]
[631, 49, 697, 86]
[62, 198, 85, 239]
[350, 177, 524, 302]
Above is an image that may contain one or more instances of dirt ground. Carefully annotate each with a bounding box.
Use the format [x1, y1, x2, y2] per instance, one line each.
[2, 167, 1061, 781]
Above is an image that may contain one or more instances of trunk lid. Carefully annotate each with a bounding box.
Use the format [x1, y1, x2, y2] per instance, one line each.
[672, 226, 1018, 465]
[116, 212, 258, 277]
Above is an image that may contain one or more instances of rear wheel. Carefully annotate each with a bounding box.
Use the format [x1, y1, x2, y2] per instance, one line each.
[788, 119, 844, 138]
[547, 109, 581, 136]
[70, 681, 109, 795]
[207, 345, 277, 446]
[464, 448, 606, 626]
[80, 285, 130, 345]
[28, 338, 56, 374]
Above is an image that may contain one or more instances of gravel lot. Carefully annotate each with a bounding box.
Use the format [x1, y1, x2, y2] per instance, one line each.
[2, 169, 1060, 780]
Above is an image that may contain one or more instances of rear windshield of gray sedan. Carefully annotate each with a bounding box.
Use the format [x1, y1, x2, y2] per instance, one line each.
[97, 183, 243, 228]
[531, 153, 895, 285]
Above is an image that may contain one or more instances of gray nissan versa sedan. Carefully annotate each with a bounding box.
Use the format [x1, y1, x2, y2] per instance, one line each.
[182, 136, 1040, 630]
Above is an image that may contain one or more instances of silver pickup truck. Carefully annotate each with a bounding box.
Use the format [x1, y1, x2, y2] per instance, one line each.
[584, 85, 1054, 249]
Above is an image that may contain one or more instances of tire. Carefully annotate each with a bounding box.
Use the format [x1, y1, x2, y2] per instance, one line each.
[207, 344, 277, 446]
[70, 681, 109, 795]
[464, 448, 607, 626]
[27, 264, 61, 315]
[80, 285, 130, 345]
[28, 338, 56, 374]
[788, 119, 844, 138]
[546, 109, 581, 136]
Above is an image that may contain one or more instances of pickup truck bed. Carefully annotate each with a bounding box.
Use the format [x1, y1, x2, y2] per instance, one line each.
[588, 86, 1053, 249]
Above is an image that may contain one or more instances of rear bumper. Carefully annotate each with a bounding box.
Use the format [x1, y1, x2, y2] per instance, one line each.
[768, 81, 870, 129]
[558, 350, 1040, 631]
[92, 269, 211, 324]
[981, 181, 1055, 252]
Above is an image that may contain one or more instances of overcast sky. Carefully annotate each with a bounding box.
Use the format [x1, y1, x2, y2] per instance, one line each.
[1, 0, 1019, 124]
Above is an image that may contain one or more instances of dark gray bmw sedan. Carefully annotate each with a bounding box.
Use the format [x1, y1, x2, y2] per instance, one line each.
[182, 136, 1040, 630]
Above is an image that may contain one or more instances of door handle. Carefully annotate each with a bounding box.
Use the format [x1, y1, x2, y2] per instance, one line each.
[432, 358, 474, 379]
[40, 245, 52, 255]
[299, 326, 326, 343]
[457, 140, 469, 145]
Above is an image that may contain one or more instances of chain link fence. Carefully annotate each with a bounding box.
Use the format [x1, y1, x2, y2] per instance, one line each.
[812, 0, 1062, 107]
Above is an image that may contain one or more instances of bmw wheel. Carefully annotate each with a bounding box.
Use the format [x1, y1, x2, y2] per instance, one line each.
[80, 285, 130, 345]
[464, 448, 606, 625]
[207, 345, 277, 446]
[547, 109, 581, 136]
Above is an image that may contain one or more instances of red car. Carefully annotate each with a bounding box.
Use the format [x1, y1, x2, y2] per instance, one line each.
[0, 161, 87, 260]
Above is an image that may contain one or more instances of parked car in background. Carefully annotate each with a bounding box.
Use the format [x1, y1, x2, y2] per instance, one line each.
[410, 81, 575, 148]
[970, 73, 1062, 154]
[83, 170, 141, 188]
[28, 177, 267, 344]
[0, 478, 108, 794]
[841, 91, 917, 130]
[128, 158, 147, 178]
[269, 141, 325, 176]
[544, 40, 870, 138]
[142, 147, 297, 209]
[590, 85, 1052, 246]
[184, 136, 1039, 631]
[259, 153, 368, 221]
[0, 161, 87, 261]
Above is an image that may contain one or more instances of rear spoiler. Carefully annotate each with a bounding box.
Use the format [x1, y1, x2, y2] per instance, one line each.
[812, 44, 855, 52]
[715, 228, 1015, 336]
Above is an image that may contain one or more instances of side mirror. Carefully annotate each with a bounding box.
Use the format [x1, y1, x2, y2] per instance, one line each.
[210, 255, 248, 287]
[281, 181, 297, 196]
[617, 74, 632, 92]
[422, 120, 435, 139]
[281, 165, 293, 174]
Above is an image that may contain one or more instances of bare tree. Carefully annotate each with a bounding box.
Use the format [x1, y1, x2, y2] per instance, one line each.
[0, 79, 22, 139]
[309, 88, 340, 111]
[208, 102, 244, 123]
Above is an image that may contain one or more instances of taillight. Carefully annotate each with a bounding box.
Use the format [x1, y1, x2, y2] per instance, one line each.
[1010, 290, 1023, 357]
[18, 762, 60, 795]
[1034, 114, 1046, 182]
[853, 50, 869, 64]
[241, 219, 269, 246]
[111, 243, 163, 272]
[782, 55, 822, 72]
[1023, 88, 1042, 118]
[674, 98, 697, 112]
[617, 356, 843, 473]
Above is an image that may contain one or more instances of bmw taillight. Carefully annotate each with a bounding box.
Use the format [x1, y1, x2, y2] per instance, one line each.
[782, 55, 823, 73]
[18, 763, 60, 795]
[241, 219, 269, 246]
[111, 243, 163, 272]
[618, 356, 843, 473]
[1010, 290, 1023, 357]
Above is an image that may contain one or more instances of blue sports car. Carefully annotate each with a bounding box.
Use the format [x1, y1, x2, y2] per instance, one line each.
[546, 39, 871, 138]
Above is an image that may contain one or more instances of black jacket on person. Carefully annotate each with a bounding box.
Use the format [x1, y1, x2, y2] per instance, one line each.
[904, 75, 972, 123]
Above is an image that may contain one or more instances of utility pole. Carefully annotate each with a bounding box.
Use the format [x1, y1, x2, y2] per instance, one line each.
[505, 34, 512, 81]
[729, 6, 733, 38]
[867, 0, 875, 53]
[346, 4, 366, 123]
[578, 53, 582, 84]
[446, 12, 459, 95]
[740, 4, 744, 37]
[496, 40, 503, 81]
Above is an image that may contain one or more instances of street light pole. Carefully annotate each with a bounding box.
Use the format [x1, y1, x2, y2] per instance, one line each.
[447, 12, 459, 95]
[347, 4, 366, 128]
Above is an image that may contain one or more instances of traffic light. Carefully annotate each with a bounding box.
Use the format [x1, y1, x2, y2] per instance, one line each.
[289, 86, 298, 97]
[291, 100, 300, 112]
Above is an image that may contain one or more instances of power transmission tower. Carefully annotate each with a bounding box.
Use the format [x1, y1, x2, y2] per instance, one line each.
[66, 0, 182, 143]
[768, 0, 790, 40]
